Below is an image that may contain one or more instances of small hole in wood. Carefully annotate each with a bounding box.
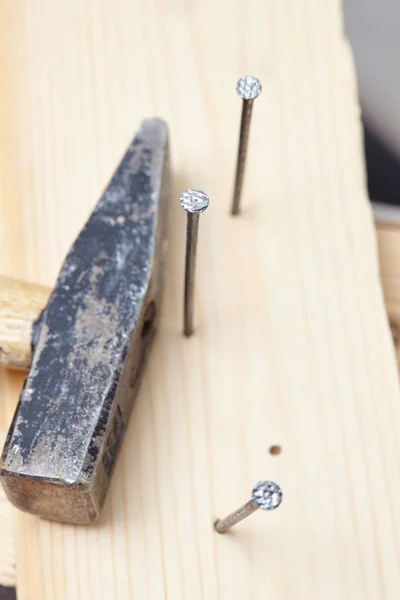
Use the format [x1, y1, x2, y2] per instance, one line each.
[269, 445, 282, 456]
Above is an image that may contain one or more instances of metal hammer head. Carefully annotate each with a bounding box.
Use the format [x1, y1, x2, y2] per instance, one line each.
[0, 118, 170, 524]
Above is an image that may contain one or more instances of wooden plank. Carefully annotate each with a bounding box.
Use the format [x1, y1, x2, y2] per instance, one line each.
[2, 0, 400, 598]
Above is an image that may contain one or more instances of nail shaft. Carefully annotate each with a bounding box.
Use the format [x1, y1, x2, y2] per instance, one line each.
[214, 498, 259, 533]
[231, 99, 254, 216]
[180, 189, 210, 337]
[183, 212, 200, 336]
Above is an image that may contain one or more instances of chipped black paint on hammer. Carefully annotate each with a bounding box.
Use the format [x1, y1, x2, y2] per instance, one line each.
[0, 119, 170, 524]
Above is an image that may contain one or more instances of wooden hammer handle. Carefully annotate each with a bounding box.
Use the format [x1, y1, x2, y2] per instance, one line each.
[0, 276, 50, 370]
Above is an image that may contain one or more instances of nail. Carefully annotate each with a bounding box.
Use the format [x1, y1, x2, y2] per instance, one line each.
[180, 189, 210, 336]
[231, 75, 262, 216]
[214, 480, 282, 534]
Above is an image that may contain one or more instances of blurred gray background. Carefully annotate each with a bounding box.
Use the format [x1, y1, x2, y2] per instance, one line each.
[344, 0, 400, 211]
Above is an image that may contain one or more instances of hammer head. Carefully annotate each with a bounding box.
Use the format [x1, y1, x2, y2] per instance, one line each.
[0, 118, 170, 524]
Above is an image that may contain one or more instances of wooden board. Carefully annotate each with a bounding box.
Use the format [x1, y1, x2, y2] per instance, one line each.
[2, 0, 400, 598]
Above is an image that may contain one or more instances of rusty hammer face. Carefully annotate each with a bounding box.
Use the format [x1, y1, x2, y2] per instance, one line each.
[0, 118, 170, 524]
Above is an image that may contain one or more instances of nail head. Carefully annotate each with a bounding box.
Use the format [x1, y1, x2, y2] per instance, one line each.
[180, 189, 209, 214]
[252, 480, 282, 510]
[236, 75, 262, 100]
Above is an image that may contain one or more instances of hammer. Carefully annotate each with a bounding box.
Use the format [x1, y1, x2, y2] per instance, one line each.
[0, 118, 170, 524]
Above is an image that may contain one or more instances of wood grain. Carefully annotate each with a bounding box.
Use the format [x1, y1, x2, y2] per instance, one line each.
[0, 277, 50, 370]
[1, 0, 400, 598]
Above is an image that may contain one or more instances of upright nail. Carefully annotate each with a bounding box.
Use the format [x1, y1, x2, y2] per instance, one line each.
[231, 75, 262, 216]
[180, 189, 210, 336]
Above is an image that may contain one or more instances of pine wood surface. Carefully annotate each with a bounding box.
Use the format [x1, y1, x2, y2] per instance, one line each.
[1, 1, 400, 598]
[0, 276, 50, 370]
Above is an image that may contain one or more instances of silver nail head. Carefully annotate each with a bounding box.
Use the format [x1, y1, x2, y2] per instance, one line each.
[180, 189, 209, 214]
[236, 75, 262, 100]
[252, 480, 282, 510]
